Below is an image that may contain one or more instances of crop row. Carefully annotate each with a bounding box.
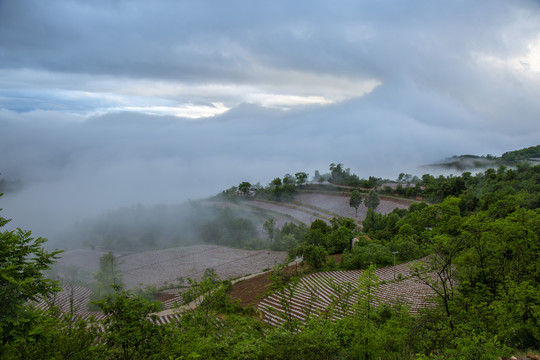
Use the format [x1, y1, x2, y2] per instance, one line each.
[257, 259, 435, 327]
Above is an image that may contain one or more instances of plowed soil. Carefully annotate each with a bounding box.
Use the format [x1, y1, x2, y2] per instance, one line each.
[229, 262, 306, 307]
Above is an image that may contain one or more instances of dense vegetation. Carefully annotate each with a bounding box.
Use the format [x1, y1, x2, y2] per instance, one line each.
[500, 144, 540, 162]
[1, 153, 539, 358]
[428, 144, 540, 171]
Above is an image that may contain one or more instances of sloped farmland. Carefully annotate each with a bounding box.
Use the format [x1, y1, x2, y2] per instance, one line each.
[119, 245, 288, 289]
[34, 285, 197, 326]
[293, 192, 411, 221]
[257, 259, 435, 327]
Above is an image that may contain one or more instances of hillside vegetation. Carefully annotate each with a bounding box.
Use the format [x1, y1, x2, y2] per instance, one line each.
[1, 155, 539, 359]
[426, 143, 540, 171]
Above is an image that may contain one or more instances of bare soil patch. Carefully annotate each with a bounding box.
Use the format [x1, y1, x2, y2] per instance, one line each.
[229, 262, 306, 307]
[229, 272, 273, 307]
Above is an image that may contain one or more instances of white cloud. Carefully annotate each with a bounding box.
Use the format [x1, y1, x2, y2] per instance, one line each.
[473, 33, 540, 75]
[0, 67, 381, 118]
[99, 103, 230, 119]
[245, 94, 333, 108]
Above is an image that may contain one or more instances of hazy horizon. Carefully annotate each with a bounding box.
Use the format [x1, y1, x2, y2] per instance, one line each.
[1, 1, 540, 241]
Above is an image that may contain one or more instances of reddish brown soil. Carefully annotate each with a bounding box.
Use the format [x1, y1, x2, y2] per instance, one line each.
[229, 272, 273, 307]
[229, 263, 305, 307]
[154, 292, 177, 303]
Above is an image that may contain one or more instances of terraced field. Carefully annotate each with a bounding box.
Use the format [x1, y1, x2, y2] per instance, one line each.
[45, 192, 419, 326]
[257, 259, 435, 327]
[223, 192, 413, 228]
[119, 245, 287, 289]
[294, 192, 411, 219]
[40, 245, 288, 324]
[56, 245, 288, 290]
[34, 284, 186, 325]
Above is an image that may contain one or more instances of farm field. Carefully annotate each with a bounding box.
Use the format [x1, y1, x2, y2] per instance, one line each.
[217, 192, 413, 228]
[35, 284, 188, 325]
[257, 259, 435, 327]
[294, 192, 411, 220]
[119, 244, 288, 289]
[55, 245, 288, 289]
[47, 192, 418, 325]
[42, 245, 289, 323]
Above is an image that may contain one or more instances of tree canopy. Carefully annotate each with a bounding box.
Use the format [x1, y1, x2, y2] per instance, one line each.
[349, 190, 363, 216]
[0, 198, 62, 347]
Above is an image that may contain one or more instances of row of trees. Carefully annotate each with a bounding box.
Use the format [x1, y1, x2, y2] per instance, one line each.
[349, 190, 380, 216]
[233, 164, 385, 204]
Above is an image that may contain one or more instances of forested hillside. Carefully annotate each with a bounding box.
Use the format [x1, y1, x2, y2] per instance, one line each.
[1, 160, 539, 359]
[426, 144, 540, 171]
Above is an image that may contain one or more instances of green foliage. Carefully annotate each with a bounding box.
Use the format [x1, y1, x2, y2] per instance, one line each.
[1, 309, 101, 360]
[95, 285, 163, 360]
[293, 244, 328, 269]
[444, 332, 511, 360]
[0, 203, 62, 347]
[294, 217, 358, 257]
[271, 222, 307, 251]
[329, 163, 362, 186]
[349, 190, 363, 216]
[364, 190, 380, 210]
[263, 218, 275, 242]
[255, 175, 299, 202]
[341, 242, 393, 270]
[89, 251, 123, 309]
[501, 144, 540, 162]
[326, 225, 353, 254]
[238, 181, 251, 195]
[294, 172, 308, 185]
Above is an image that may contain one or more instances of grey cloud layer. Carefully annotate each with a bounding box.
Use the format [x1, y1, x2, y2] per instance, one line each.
[2, 1, 539, 81]
[1, 1, 539, 123]
[1, 1, 540, 238]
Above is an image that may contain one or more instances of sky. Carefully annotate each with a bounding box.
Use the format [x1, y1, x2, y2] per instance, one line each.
[1, 0, 540, 239]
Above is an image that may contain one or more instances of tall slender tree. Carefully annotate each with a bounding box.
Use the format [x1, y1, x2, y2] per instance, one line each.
[349, 190, 363, 216]
[364, 190, 380, 211]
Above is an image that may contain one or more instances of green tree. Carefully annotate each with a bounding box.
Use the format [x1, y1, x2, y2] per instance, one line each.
[270, 177, 282, 188]
[295, 172, 308, 185]
[351, 265, 381, 359]
[294, 244, 327, 269]
[364, 190, 380, 211]
[96, 286, 162, 360]
[89, 251, 122, 307]
[283, 174, 296, 185]
[410, 233, 463, 333]
[263, 218, 276, 242]
[0, 200, 62, 346]
[349, 190, 363, 216]
[238, 181, 251, 195]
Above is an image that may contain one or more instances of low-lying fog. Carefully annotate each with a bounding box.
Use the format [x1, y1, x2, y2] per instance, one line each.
[0, 101, 535, 248]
